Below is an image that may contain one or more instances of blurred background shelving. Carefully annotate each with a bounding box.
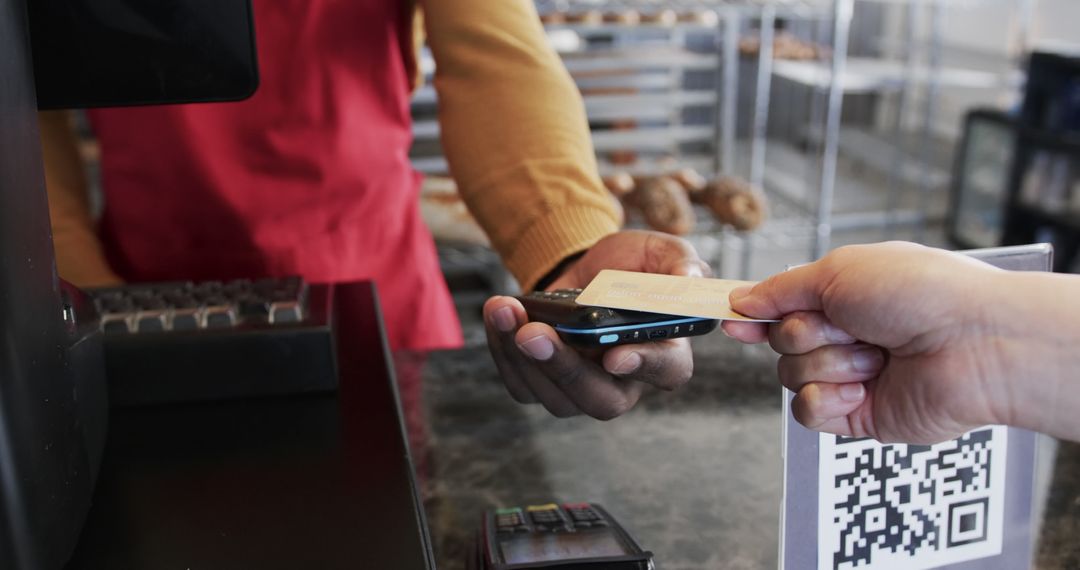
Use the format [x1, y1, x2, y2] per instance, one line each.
[412, 0, 1080, 301]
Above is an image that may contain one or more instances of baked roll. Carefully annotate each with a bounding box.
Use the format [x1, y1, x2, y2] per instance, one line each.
[567, 10, 603, 25]
[626, 176, 696, 235]
[601, 172, 637, 199]
[697, 176, 767, 231]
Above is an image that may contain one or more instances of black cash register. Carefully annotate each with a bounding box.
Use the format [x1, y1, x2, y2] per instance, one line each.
[1, 1, 430, 568]
[86, 277, 337, 406]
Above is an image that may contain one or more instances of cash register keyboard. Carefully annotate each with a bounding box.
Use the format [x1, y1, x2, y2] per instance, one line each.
[87, 277, 337, 407]
[91, 276, 309, 334]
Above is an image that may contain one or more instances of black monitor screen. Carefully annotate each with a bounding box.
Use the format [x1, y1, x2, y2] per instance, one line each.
[29, 0, 258, 109]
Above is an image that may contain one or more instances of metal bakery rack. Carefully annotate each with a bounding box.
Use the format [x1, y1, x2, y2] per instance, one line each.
[413, 0, 1032, 284]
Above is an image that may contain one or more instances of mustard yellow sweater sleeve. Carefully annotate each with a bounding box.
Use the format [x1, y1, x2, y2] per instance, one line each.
[419, 0, 620, 291]
[38, 111, 123, 288]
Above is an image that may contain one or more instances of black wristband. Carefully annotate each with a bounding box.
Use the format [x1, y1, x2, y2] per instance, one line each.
[533, 250, 586, 292]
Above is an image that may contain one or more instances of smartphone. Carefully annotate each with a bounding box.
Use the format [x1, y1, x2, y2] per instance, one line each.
[515, 289, 718, 347]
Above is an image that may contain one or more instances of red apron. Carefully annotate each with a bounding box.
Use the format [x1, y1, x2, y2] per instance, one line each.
[87, 0, 462, 352]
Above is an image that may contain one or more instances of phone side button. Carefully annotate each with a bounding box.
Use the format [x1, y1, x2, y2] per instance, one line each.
[599, 334, 620, 345]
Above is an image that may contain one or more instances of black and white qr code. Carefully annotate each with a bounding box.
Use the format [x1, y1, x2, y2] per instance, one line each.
[818, 426, 1007, 569]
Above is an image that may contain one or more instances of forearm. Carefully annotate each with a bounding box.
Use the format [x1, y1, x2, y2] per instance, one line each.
[38, 111, 121, 287]
[420, 0, 619, 290]
[984, 270, 1080, 441]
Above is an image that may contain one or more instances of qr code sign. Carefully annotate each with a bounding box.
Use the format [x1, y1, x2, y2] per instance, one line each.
[818, 426, 1008, 569]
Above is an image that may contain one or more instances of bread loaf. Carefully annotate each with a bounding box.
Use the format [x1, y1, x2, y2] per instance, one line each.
[626, 176, 695, 235]
[678, 9, 718, 26]
[670, 168, 708, 196]
[567, 10, 603, 25]
[699, 176, 767, 231]
[607, 150, 638, 166]
[539, 11, 566, 25]
[739, 32, 822, 61]
[641, 9, 678, 25]
[601, 172, 636, 199]
[604, 10, 640, 25]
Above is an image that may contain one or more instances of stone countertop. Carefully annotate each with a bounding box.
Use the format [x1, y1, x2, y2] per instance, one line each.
[416, 333, 1080, 570]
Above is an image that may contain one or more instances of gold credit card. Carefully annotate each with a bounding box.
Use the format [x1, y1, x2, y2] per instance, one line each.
[575, 269, 780, 322]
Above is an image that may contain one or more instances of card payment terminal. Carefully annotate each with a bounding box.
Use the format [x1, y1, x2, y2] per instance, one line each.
[471, 503, 655, 569]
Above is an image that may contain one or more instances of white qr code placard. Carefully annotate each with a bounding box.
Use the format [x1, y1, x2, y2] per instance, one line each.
[818, 426, 1008, 570]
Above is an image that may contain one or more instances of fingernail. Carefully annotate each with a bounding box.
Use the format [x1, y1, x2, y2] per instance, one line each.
[684, 263, 704, 278]
[823, 322, 855, 344]
[729, 286, 754, 314]
[610, 352, 642, 375]
[852, 347, 884, 373]
[518, 335, 554, 361]
[493, 306, 515, 332]
[839, 383, 866, 402]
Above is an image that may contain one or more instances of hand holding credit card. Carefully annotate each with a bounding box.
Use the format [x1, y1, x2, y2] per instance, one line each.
[575, 269, 780, 323]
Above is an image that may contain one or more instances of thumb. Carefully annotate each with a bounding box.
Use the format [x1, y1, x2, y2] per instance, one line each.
[670, 258, 712, 278]
[640, 233, 711, 278]
[730, 261, 832, 319]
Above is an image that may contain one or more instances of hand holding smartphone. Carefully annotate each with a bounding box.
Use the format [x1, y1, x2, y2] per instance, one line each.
[515, 289, 718, 347]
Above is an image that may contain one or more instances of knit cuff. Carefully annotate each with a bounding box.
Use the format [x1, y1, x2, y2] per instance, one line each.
[504, 204, 619, 292]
